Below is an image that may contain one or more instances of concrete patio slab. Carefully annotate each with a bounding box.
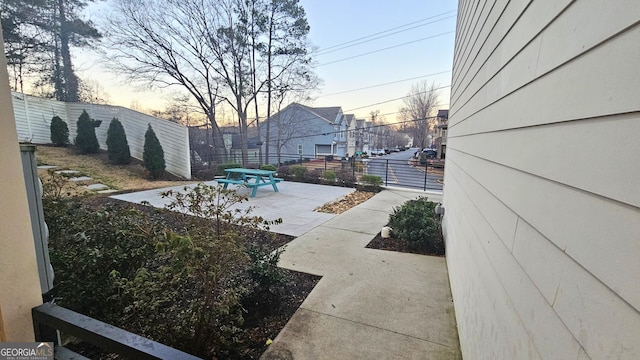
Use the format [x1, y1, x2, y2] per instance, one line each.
[37, 165, 57, 170]
[110, 181, 354, 237]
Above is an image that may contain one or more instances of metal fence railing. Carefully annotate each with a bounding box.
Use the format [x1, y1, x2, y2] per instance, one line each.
[33, 303, 200, 359]
[362, 157, 443, 191]
[189, 151, 444, 192]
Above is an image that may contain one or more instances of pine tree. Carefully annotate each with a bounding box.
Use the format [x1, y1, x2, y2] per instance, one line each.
[106, 118, 131, 164]
[75, 110, 101, 154]
[143, 124, 165, 179]
[50, 115, 69, 146]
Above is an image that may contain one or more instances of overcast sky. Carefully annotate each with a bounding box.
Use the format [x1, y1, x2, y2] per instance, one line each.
[77, 0, 458, 123]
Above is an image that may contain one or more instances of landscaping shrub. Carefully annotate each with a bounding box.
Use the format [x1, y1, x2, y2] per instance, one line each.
[44, 183, 287, 359]
[290, 165, 307, 178]
[302, 169, 322, 184]
[360, 174, 383, 186]
[337, 170, 356, 187]
[44, 198, 158, 323]
[388, 197, 444, 254]
[323, 170, 337, 182]
[74, 110, 101, 154]
[277, 165, 290, 178]
[260, 164, 277, 171]
[143, 124, 165, 179]
[50, 116, 69, 146]
[218, 162, 242, 174]
[106, 118, 131, 164]
[195, 168, 217, 180]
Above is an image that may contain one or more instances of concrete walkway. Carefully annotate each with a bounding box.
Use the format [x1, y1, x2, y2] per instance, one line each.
[262, 189, 461, 360]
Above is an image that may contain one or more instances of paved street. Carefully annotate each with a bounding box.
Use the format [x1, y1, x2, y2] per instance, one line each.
[365, 148, 443, 191]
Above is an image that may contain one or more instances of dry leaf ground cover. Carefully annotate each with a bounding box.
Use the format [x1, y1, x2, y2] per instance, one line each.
[36, 145, 194, 194]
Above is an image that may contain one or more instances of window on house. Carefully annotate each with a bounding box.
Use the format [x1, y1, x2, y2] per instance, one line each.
[315, 144, 331, 154]
[298, 144, 303, 155]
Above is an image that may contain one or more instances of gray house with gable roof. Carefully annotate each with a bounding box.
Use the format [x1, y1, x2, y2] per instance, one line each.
[260, 103, 348, 165]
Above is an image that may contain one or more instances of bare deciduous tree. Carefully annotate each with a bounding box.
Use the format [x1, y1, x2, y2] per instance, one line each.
[106, 0, 228, 158]
[400, 81, 440, 148]
[106, 0, 314, 166]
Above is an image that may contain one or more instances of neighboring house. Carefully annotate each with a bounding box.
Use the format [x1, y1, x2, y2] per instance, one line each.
[361, 121, 374, 153]
[445, 1, 640, 359]
[343, 114, 356, 156]
[340, 114, 373, 156]
[260, 103, 346, 165]
[433, 109, 448, 159]
[355, 119, 366, 154]
[228, 133, 261, 165]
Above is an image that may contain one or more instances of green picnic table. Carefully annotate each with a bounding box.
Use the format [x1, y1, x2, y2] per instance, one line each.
[216, 168, 283, 197]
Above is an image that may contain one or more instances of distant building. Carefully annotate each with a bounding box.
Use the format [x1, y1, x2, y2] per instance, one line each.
[434, 109, 448, 159]
[260, 103, 347, 165]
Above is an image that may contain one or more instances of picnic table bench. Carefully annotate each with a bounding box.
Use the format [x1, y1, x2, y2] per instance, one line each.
[216, 168, 283, 197]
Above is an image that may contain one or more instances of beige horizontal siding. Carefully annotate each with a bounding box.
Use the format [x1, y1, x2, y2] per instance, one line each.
[445, 0, 640, 358]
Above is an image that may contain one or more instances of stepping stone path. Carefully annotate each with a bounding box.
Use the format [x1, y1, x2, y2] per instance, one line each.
[39, 166, 117, 194]
[69, 176, 93, 182]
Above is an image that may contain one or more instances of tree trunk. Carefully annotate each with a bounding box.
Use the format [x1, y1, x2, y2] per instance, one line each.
[206, 110, 227, 164]
[57, 0, 79, 102]
[265, 10, 275, 166]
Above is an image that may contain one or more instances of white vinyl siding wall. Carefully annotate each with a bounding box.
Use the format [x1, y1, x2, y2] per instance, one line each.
[12, 93, 190, 179]
[444, 1, 640, 359]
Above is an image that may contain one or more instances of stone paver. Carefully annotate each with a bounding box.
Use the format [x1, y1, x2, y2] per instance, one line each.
[69, 176, 93, 182]
[54, 170, 79, 175]
[97, 189, 119, 194]
[37, 165, 57, 170]
[85, 183, 109, 190]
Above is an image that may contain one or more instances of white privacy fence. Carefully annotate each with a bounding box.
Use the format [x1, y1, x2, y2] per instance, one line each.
[12, 92, 191, 179]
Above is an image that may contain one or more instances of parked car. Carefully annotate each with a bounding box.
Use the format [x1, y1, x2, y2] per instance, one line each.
[422, 148, 437, 159]
[371, 149, 385, 156]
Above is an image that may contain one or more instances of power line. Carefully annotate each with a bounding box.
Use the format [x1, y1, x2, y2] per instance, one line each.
[315, 15, 456, 56]
[344, 85, 451, 112]
[317, 70, 451, 98]
[315, 10, 458, 54]
[316, 31, 455, 67]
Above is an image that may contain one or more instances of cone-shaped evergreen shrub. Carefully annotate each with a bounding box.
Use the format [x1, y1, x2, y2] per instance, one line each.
[106, 118, 131, 164]
[50, 116, 69, 146]
[143, 124, 165, 179]
[75, 110, 101, 154]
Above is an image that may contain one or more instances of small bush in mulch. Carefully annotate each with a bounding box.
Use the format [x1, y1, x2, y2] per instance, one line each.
[367, 197, 444, 256]
[260, 164, 277, 171]
[289, 165, 307, 178]
[195, 168, 218, 180]
[323, 170, 337, 182]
